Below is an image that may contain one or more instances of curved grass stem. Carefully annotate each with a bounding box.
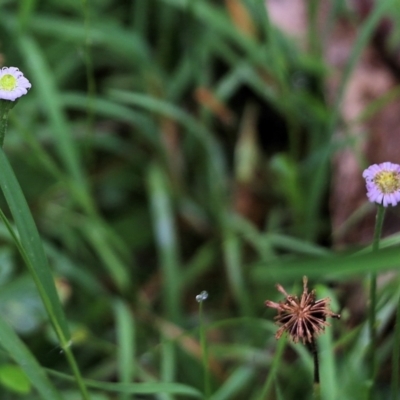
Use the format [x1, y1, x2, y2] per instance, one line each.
[368, 204, 386, 399]
[308, 338, 321, 400]
[199, 297, 210, 399]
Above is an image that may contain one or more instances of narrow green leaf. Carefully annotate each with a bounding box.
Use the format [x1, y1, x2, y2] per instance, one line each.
[0, 316, 62, 400]
[147, 162, 181, 322]
[222, 231, 252, 316]
[317, 286, 337, 400]
[0, 149, 89, 398]
[251, 246, 400, 282]
[114, 300, 136, 400]
[17, 34, 92, 212]
[48, 369, 202, 398]
[61, 93, 161, 147]
[0, 146, 70, 342]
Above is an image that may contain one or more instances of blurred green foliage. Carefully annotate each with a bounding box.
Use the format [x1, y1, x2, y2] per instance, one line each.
[0, 0, 399, 399]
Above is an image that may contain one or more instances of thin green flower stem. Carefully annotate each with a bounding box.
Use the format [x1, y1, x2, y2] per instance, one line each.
[391, 294, 400, 400]
[63, 345, 91, 399]
[0, 107, 91, 400]
[199, 301, 210, 399]
[372, 205, 386, 252]
[311, 339, 320, 384]
[0, 114, 6, 146]
[313, 382, 321, 400]
[368, 204, 386, 399]
[307, 338, 321, 400]
[0, 102, 10, 147]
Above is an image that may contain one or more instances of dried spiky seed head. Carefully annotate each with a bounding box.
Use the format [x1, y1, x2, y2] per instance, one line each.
[265, 276, 340, 344]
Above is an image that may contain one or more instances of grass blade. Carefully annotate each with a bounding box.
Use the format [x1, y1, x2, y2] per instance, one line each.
[0, 147, 70, 342]
[0, 314, 63, 400]
[48, 369, 202, 398]
[0, 146, 90, 398]
[147, 162, 182, 323]
[114, 300, 136, 400]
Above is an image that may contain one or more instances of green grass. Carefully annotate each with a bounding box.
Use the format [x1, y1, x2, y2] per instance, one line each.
[0, 0, 399, 398]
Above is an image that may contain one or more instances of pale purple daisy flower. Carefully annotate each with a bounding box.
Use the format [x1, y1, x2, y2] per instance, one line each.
[362, 162, 400, 207]
[0, 67, 31, 101]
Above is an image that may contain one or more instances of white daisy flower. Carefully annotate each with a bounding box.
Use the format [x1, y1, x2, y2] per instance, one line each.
[0, 67, 31, 101]
[362, 162, 400, 207]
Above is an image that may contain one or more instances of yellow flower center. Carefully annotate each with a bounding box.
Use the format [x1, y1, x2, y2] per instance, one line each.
[374, 170, 400, 194]
[0, 74, 17, 91]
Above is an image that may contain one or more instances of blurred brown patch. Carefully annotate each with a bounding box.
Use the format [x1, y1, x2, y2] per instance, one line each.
[160, 117, 183, 187]
[225, 0, 257, 38]
[194, 87, 236, 126]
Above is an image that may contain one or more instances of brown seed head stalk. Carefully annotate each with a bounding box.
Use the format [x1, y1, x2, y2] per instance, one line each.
[265, 276, 340, 344]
